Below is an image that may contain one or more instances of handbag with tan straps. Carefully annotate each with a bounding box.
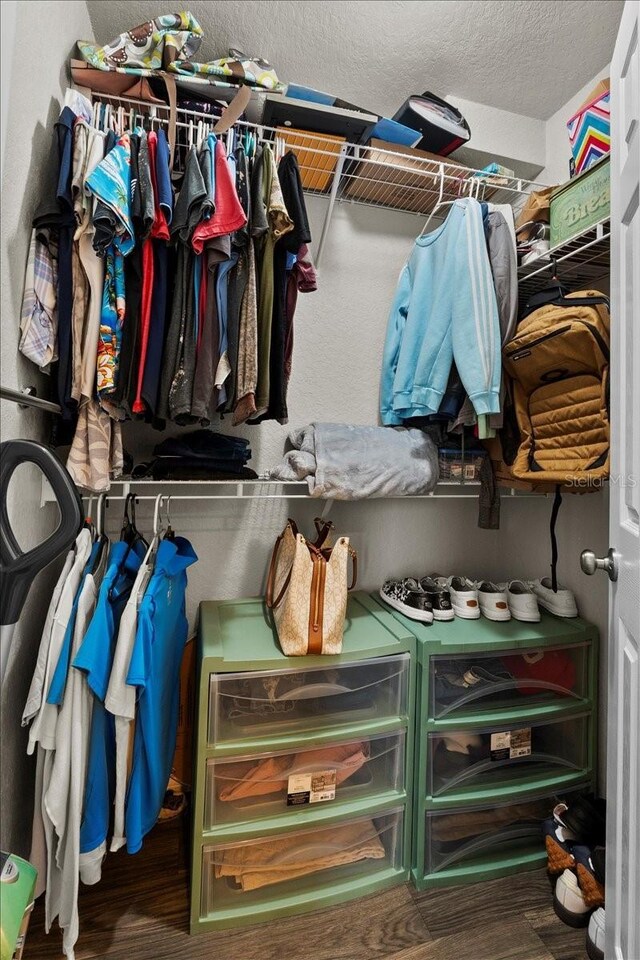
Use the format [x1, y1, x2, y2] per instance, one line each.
[265, 519, 357, 656]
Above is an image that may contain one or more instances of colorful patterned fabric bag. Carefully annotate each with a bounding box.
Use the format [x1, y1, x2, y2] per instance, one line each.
[77, 11, 204, 73]
[77, 12, 281, 89]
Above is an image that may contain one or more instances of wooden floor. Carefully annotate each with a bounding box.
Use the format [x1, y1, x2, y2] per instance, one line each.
[27, 818, 589, 960]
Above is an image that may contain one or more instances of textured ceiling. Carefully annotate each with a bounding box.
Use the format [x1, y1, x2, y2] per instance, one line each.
[85, 0, 623, 120]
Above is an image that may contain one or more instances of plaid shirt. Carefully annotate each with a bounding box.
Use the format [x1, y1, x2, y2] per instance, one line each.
[19, 228, 58, 371]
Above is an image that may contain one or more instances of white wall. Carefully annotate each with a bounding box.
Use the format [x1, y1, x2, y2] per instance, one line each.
[0, 0, 94, 858]
[451, 97, 546, 181]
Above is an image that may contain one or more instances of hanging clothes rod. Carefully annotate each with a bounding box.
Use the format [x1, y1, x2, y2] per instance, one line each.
[0, 385, 62, 415]
[78, 485, 546, 502]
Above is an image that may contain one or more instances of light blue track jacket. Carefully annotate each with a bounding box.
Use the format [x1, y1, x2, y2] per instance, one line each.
[380, 198, 501, 425]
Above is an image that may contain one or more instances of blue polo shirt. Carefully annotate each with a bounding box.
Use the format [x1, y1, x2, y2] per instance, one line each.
[73, 540, 145, 856]
[125, 536, 197, 854]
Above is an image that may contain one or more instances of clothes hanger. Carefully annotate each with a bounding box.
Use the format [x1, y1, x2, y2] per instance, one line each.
[418, 167, 480, 237]
[120, 493, 148, 549]
[163, 496, 176, 541]
[88, 493, 109, 575]
[419, 165, 450, 236]
[152, 493, 165, 540]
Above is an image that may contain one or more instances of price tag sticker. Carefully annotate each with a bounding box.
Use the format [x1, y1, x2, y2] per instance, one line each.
[490, 728, 531, 760]
[287, 769, 337, 805]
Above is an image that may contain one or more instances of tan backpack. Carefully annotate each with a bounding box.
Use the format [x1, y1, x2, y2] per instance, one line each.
[502, 291, 610, 487]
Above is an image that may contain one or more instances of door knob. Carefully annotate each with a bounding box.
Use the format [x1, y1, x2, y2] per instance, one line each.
[580, 547, 618, 582]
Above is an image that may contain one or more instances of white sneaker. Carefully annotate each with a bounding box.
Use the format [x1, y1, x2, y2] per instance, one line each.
[476, 581, 511, 621]
[531, 578, 578, 617]
[586, 908, 605, 960]
[447, 576, 481, 619]
[553, 869, 592, 928]
[506, 580, 541, 622]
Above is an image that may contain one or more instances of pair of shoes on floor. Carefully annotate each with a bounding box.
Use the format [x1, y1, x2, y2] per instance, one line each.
[378, 577, 453, 624]
[544, 796, 606, 933]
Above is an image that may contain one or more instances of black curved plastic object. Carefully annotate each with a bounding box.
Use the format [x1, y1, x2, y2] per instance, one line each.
[0, 440, 83, 625]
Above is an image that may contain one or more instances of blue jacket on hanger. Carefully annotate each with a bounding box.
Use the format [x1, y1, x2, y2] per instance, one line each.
[125, 536, 197, 854]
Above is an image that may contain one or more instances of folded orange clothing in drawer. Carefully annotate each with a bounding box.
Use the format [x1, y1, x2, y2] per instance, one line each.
[214, 819, 385, 891]
[216, 741, 370, 802]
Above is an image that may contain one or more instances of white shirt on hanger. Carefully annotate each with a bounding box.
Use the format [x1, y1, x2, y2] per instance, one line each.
[22, 547, 75, 730]
[23, 528, 93, 754]
[24, 531, 91, 900]
[43, 570, 98, 960]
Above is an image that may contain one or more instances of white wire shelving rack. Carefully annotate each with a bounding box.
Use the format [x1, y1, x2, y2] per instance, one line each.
[518, 217, 611, 302]
[26, 88, 607, 511]
[89, 91, 548, 266]
[61, 477, 549, 505]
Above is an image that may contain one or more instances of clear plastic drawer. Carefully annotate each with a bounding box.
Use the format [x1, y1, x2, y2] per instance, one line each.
[208, 654, 410, 745]
[201, 808, 404, 918]
[205, 731, 406, 828]
[426, 713, 589, 799]
[429, 643, 590, 720]
[425, 786, 587, 874]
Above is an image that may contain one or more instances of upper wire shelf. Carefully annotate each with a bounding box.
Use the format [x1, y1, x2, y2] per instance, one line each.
[518, 218, 611, 302]
[90, 92, 548, 220]
[43, 477, 548, 502]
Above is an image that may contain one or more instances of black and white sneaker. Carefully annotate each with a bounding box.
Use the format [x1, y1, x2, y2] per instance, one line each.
[419, 577, 455, 621]
[379, 578, 434, 623]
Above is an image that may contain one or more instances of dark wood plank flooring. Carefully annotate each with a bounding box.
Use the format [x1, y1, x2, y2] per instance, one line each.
[26, 818, 588, 960]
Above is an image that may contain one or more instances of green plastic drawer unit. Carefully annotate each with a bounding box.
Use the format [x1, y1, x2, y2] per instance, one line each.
[205, 730, 406, 829]
[426, 711, 591, 806]
[199, 807, 405, 928]
[419, 783, 590, 890]
[191, 592, 416, 934]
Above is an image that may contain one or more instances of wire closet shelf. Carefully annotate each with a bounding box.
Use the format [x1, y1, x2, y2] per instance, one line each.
[66, 478, 548, 504]
[517, 217, 611, 301]
[90, 91, 549, 263]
